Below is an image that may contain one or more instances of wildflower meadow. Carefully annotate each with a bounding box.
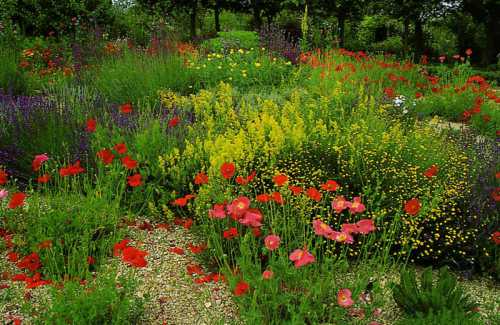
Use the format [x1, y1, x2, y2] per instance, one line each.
[0, 1, 499, 324]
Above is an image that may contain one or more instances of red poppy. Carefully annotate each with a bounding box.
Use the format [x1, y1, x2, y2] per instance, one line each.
[59, 161, 85, 177]
[120, 102, 133, 114]
[321, 180, 339, 191]
[194, 172, 208, 185]
[168, 116, 180, 128]
[113, 239, 131, 257]
[251, 227, 261, 237]
[491, 188, 500, 202]
[234, 280, 250, 296]
[288, 185, 303, 196]
[12, 274, 28, 281]
[384, 87, 395, 98]
[32, 154, 49, 172]
[86, 118, 96, 132]
[17, 253, 41, 272]
[122, 246, 148, 267]
[7, 252, 19, 262]
[127, 173, 142, 187]
[37, 174, 51, 184]
[188, 243, 206, 254]
[482, 114, 491, 123]
[235, 171, 256, 185]
[169, 247, 185, 255]
[87, 256, 95, 265]
[223, 227, 238, 239]
[0, 170, 8, 185]
[186, 263, 204, 275]
[156, 223, 170, 230]
[96, 149, 115, 165]
[415, 92, 423, 99]
[423, 164, 439, 178]
[496, 172, 500, 179]
[8, 192, 26, 209]
[465, 48, 472, 56]
[121, 156, 138, 170]
[272, 192, 284, 205]
[491, 231, 500, 245]
[113, 143, 127, 155]
[404, 198, 421, 216]
[306, 187, 322, 202]
[256, 194, 271, 203]
[220, 162, 235, 179]
[183, 218, 193, 230]
[273, 174, 288, 186]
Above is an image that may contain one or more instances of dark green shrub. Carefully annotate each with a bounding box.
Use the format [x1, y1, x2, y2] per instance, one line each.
[397, 309, 482, 325]
[201, 31, 259, 52]
[392, 267, 478, 317]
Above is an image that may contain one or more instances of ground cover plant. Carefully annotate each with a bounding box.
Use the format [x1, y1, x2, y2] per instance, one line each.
[1, 1, 499, 324]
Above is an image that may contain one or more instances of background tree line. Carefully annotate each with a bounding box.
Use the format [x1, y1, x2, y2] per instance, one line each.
[0, 0, 499, 66]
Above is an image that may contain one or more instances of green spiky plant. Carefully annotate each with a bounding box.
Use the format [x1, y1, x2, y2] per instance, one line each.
[391, 267, 478, 317]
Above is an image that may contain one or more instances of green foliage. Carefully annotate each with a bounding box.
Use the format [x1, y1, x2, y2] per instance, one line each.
[38, 272, 144, 324]
[0, 47, 31, 94]
[397, 309, 483, 325]
[201, 31, 259, 52]
[392, 267, 478, 317]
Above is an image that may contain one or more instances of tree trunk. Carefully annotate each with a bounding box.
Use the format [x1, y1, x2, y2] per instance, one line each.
[338, 14, 346, 48]
[253, 1, 262, 30]
[402, 17, 410, 57]
[214, 0, 221, 32]
[190, 1, 197, 39]
[414, 17, 424, 62]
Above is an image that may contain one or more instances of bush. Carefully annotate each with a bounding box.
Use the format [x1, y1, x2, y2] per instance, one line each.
[391, 267, 478, 317]
[201, 31, 259, 53]
[397, 309, 482, 325]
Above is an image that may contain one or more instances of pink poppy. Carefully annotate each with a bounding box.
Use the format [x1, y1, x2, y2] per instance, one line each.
[32, 154, 49, 172]
[239, 208, 263, 228]
[289, 249, 315, 268]
[312, 219, 334, 237]
[341, 223, 358, 234]
[228, 196, 251, 217]
[349, 197, 365, 214]
[356, 219, 375, 234]
[328, 231, 354, 244]
[332, 196, 352, 214]
[337, 288, 354, 308]
[264, 234, 281, 251]
[262, 269, 273, 280]
[209, 203, 227, 219]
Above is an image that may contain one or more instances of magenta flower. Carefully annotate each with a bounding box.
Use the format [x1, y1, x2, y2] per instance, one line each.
[328, 231, 354, 244]
[209, 203, 227, 219]
[355, 219, 375, 234]
[312, 219, 334, 237]
[239, 208, 263, 228]
[0, 189, 8, 200]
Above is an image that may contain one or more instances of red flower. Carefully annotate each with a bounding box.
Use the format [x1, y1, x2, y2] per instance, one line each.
[172, 195, 195, 207]
[186, 263, 204, 275]
[491, 188, 500, 202]
[491, 231, 500, 245]
[272, 192, 284, 205]
[169, 247, 185, 255]
[17, 253, 41, 272]
[59, 161, 85, 177]
[122, 246, 148, 267]
[113, 143, 127, 155]
[465, 48, 472, 56]
[256, 194, 271, 203]
[384, 87, 395, 99]
[194, 172, 209, 185]
[288, 185, 303, 196]
[251, 227, 261, 237]
[86, 118, 96, 132]
[183, 218, 193, 230]
[120, 102, 133, 114]
[306, 187, 322, 202]
[87, 256, 95, 265]
[223, 227, 238, 239]
[7, 252, 19, 262]
[121, 156, 138, 170]
[168, 116, 180, 128]
[320, 180, 339, 191]
[37, 174, 51, 184]
[423, 164, 439, 178]
[37, 240, 52, 249]
[188, 243, 206, 254]
[12, 274, 28, 281]
[0, 169, 8, 185]
[220, 162, 235, 179]
[8, 192, 26, 209]
[235, 171, 256, 185]
[415, 92, 423, 99]
[113, 239, 131, 256]
[273, 174, 288, 186]
[97, 149, 115, 165]
[32, 154, 49, 172]
[404, 198, 421, 216]
[127, 173, 142, 187]
[234, 280, 250, 296]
